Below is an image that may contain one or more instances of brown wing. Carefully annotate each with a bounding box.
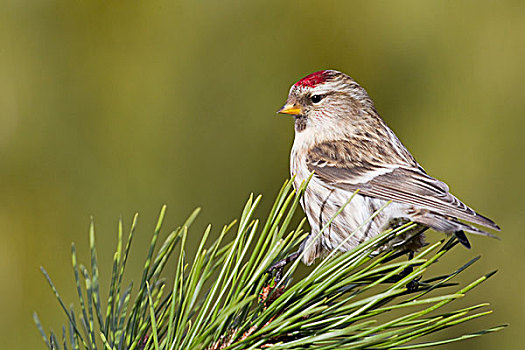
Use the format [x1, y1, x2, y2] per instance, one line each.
[306, 140, 500, 231]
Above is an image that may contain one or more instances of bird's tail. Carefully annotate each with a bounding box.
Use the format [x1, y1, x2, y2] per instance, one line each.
[412, 212, 500, 248]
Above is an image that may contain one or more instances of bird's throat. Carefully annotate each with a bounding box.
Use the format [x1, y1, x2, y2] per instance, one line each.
[294, 115, 307, 133]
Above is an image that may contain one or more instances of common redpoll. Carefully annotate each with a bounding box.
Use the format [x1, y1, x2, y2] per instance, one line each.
[278, 70, 500, 265]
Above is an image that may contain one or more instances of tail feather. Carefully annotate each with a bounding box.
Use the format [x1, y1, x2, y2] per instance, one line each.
[412, 212, 500, 242]
[468, 210, 501, 231]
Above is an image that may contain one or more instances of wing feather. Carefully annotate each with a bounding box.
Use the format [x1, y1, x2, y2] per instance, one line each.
[306, 141, 500, 231]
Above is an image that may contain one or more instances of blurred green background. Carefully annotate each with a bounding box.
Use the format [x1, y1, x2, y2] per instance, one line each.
[1, 1, 524, 348]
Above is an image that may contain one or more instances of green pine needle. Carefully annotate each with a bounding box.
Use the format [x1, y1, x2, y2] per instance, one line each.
[34, 178, 506, 349]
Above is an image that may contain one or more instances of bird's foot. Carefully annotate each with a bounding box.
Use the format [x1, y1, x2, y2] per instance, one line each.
[406, 276, 421, 292]
[396, 267, 421, 292]
[399, 252, 421, 292]
[268, 251, 300, 282]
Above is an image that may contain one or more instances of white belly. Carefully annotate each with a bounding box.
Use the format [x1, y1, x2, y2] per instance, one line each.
[291, 147, 421, 265]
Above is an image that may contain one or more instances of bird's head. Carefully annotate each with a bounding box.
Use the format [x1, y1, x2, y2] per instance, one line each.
[278, 70, 374, 134]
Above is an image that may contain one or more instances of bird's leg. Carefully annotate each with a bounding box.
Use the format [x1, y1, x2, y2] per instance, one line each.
[269, 251, 301, 271]
[401, 251, 415, 276]
[268, 251, 301, 282]
[400, 251, 420, 292]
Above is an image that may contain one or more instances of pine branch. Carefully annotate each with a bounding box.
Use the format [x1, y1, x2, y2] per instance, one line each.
[34, 178, 506, 349]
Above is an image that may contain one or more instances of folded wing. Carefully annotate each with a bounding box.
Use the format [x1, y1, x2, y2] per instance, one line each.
[306, 140, 500, 231]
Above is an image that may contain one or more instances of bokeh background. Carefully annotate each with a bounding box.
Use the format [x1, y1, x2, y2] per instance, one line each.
[1, 1, 524, 348]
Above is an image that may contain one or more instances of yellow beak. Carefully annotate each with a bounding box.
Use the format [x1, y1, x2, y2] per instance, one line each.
[277, 103, 302, 115]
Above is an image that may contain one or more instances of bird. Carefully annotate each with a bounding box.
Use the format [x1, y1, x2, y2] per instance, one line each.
[277, 69, 500, 266]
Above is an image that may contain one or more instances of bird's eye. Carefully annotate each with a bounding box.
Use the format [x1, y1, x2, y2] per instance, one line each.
[311, 95, 323, 103]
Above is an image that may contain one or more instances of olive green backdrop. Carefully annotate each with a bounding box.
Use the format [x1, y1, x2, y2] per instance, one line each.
[1, 1, 524, 349]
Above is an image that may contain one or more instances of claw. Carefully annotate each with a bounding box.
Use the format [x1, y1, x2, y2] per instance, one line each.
[406, 276, 421, 292]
